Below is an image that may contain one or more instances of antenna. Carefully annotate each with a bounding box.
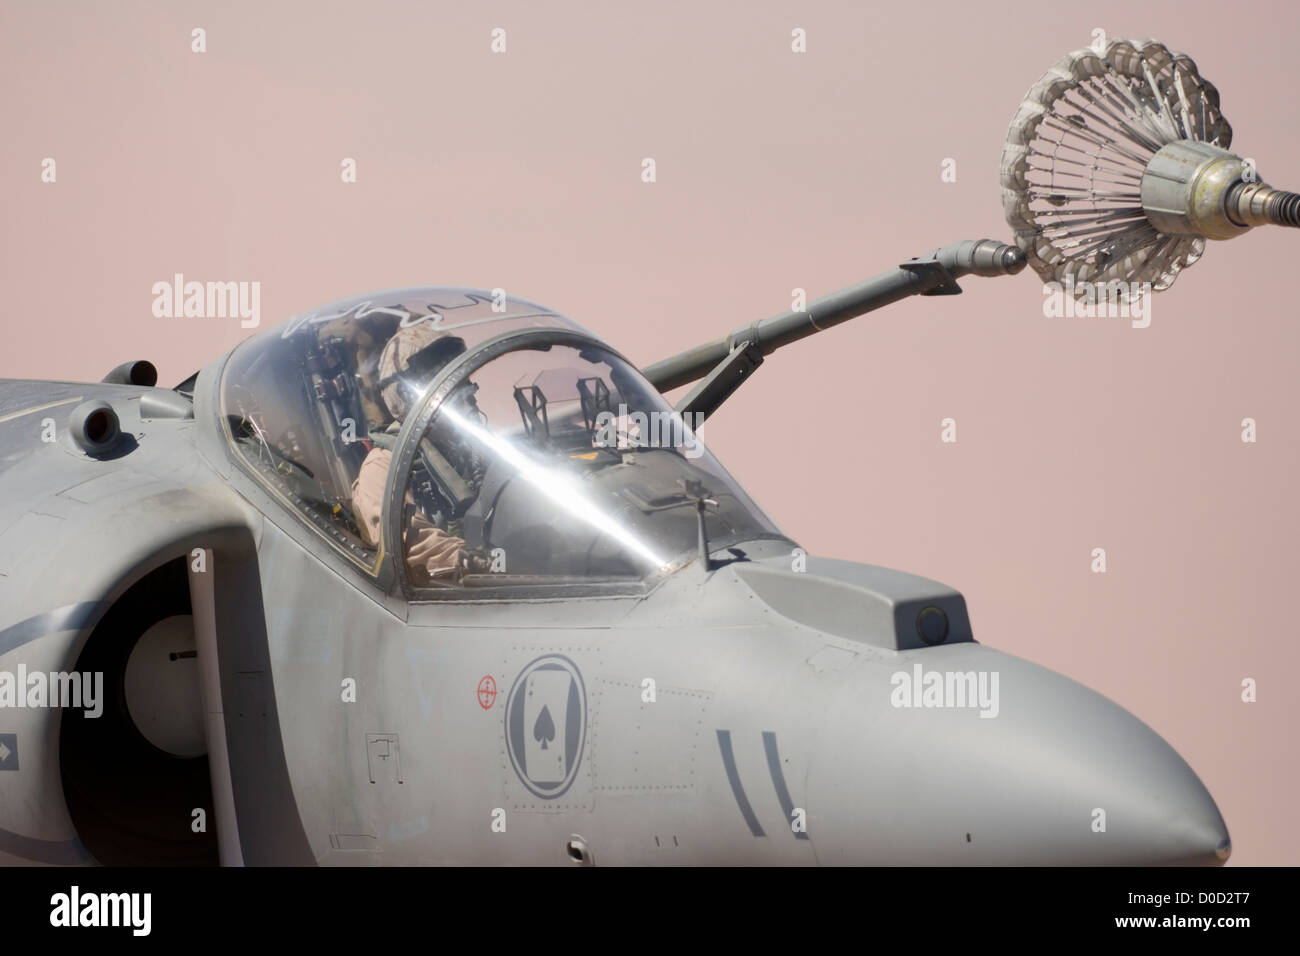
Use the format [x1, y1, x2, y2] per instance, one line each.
[679, 478, 718, 572]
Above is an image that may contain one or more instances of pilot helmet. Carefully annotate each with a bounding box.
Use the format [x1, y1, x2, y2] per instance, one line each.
[376, 322, 467, 421]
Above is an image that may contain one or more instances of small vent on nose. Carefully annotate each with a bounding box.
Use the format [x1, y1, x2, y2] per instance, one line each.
[566, 835, 593, 865]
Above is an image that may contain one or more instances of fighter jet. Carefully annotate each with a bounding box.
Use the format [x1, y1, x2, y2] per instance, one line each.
[0, 38, 1292, 866]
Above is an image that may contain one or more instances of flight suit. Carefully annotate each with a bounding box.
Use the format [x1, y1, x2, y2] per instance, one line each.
[350, 446, 465, 582]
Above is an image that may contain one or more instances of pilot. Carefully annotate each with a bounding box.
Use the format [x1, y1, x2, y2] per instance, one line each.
[350, 322, 486, 582]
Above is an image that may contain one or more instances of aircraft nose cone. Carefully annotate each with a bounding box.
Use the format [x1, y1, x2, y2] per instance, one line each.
[806, 644, 1229, 865]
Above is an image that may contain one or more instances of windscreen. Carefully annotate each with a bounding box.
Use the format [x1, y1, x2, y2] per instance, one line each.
[399, 341, 789, 590]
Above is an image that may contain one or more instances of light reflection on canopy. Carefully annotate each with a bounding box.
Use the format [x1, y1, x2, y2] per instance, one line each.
[439, 403, 671, 572]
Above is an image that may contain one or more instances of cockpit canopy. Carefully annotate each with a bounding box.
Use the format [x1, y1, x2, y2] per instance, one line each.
[220, 287, 789, 594]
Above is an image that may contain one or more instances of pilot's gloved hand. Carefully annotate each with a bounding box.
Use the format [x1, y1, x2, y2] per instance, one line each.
[405, 513, 465, 584]
[457, 547, 494, 575]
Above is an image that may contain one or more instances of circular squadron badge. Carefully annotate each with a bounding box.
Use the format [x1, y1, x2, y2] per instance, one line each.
[504, 655, 586, 799]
